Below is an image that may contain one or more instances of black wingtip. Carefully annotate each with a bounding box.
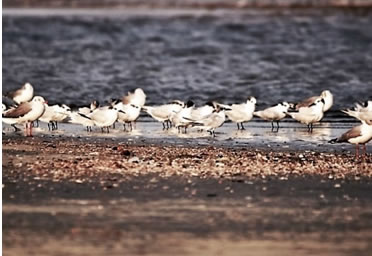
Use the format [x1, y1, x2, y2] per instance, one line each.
[328, 138, 338, 144]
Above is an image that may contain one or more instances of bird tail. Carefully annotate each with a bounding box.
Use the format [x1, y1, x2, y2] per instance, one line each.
[341, 109, 358, 119]
[214, 102, 232, 111]
[141, 106, 152, 113]
[253, 111, 262, 117]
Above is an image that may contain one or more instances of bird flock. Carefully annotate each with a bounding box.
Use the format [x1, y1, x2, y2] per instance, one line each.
[2, 82, 372, 158]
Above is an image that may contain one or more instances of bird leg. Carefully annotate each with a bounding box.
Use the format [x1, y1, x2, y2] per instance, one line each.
[237, 123, 240, 130]
[362, 144, 367, 160]
[162, 122, 166, 130]
[184, 127, 187, 134]
[112, 122, 116, 129]
[276, 121, 280, 130]
[29, 122, 33, 136]
[355, 144, 359, 159]
[240, 122, 245, 130]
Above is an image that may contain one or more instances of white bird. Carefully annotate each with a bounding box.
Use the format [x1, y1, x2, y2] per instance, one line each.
[2, 96, 46, 136]
[39, 104, 71, 130]
[122, 88, 146, 107]
[254, 102, 291, 131]
[342, 100, 372, 123]
[287, 98, 325, 132]
[330, 119, 372, 159]
[217, 97, 256, 130]
[114, 102, 141, 131]
[67, 111, 95, 132]
[78, 100, 99, 115]
[190, 102, 216, 121]
[5, 82, 34, 104]
[170, 100, 195, 133]
[353, 100, 372, 112]
[295, 90, 333, 112]
[142, 100, 185, 129]
[189, 105, 226, 137]
[88, 106, 119, 133]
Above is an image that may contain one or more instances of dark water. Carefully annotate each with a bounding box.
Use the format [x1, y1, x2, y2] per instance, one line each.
[2, 8, 372, 109]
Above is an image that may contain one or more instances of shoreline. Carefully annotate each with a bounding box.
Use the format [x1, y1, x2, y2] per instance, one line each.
[3, 133, 372, 255]
[3, 5, 372, 17]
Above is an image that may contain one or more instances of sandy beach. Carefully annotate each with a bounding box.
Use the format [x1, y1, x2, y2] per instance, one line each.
[3, 130, 372, 255]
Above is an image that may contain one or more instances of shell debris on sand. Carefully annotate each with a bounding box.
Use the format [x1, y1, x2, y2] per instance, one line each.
[2, 136, 371, 184]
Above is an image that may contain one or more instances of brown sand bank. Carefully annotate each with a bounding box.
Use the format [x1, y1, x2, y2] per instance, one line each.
[2, 135, 372, 255]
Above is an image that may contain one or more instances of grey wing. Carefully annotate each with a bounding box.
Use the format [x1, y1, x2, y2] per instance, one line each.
[2, 102, 32, 118]
[338, 125, 362, 143]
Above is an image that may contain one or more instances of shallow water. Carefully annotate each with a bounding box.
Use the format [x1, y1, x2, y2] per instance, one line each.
[2, 8, 372, 111]
[2, 120, 369, 154]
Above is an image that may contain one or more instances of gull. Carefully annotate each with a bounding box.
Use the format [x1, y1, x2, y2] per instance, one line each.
[2, 96, 46, 136]
[122, 88, 146, 107]
[330, 120, 372, 159]
[5, 82, 34, 104]
[287, 98, 325, 132]
[295, 90, 333, 112]
[188, 105, 226, 137]
[142, 100, 185, 129]
[217, 97, 256, 130]
[254, 102, 291, 131]
[114, 102, 141, 131]
[170, 100, 195, 133]
[39, 104, 71, 130]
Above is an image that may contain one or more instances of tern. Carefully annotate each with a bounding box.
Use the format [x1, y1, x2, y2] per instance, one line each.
[189, 105, 226, 137]
[78, 100, 99, 115]
[2, 96, 46, 136]
[217, 97, 256, 130]
[342, 100, 372, 123]
[142, 100, 185, 129]
[295, 90, 333, 112]
[122, 88, 146, 107]
[287, 98, 325, 132]
[190, 102, 217, 121]
[39, 104, 71, 130]
[88, 106, 119, 133]
[170, 100, 195, 133]
[114, 102, 141, 131]
[254, 102, 291, 131]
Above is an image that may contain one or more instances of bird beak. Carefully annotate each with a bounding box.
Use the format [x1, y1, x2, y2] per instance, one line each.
[119, 110, 126, 114]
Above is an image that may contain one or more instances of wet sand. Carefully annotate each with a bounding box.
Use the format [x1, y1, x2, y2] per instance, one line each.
[2, 122, 372, 255]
